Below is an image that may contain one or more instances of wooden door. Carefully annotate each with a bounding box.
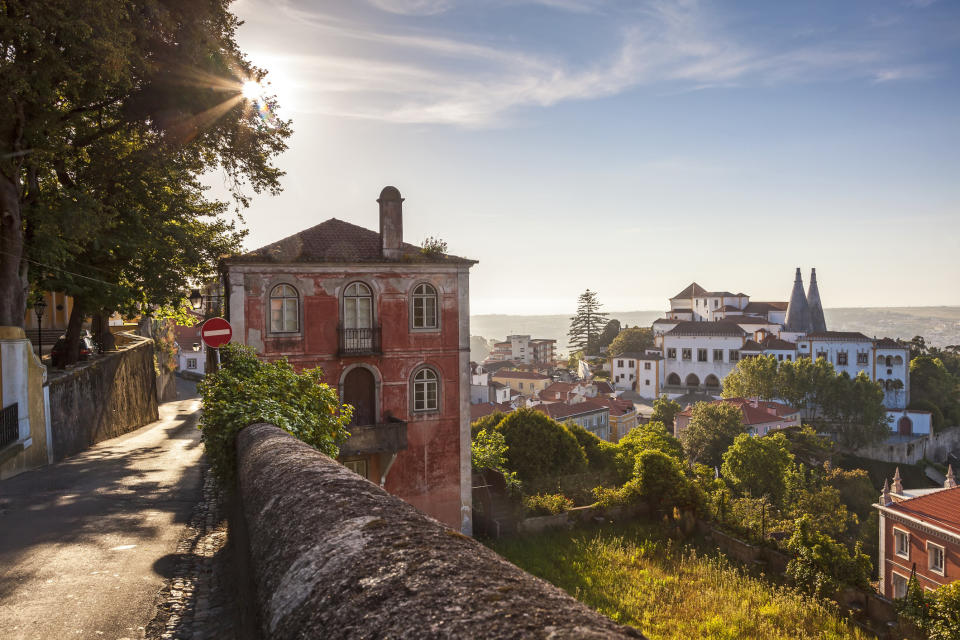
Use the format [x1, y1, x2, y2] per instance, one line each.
[344, 368, 376, 426]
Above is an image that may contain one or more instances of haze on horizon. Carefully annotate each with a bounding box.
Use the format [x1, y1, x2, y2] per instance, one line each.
[222, 0, 960, 315]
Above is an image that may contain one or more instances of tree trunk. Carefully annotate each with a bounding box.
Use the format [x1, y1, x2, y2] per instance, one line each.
[93, 309, 116, 351]
[61, 298, 84, 367]
[0, 171, 26, 327]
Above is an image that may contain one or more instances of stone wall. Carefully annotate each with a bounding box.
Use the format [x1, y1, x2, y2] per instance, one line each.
[857, 426, 960, 465]
[48, 333, 159, 461]
[236, 423, 646, 640]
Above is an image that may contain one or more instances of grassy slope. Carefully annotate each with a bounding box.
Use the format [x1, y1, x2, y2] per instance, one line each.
[490, 523, 870, 640]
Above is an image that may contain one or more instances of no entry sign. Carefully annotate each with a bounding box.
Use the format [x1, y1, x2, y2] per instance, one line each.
[200, 317, 233, 349]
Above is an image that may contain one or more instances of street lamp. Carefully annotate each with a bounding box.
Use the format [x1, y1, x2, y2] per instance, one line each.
[189, 289, 203, 310]
[33, 297, 47, 358]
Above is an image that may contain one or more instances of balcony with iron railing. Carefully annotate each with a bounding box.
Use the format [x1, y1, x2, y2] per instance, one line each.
[1, 403, 19, 450]
[340, 417, 408, 457]
[338, 326, 382, 356]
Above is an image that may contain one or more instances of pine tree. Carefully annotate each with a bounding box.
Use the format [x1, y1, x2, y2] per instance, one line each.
[568, 290, 609, 355]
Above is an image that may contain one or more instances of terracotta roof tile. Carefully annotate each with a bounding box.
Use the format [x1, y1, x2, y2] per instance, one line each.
[887, 486, 960, 537]
[666, 321, 746, 337]
[491, 370, 551, 380]
[804, 331, 872, 341]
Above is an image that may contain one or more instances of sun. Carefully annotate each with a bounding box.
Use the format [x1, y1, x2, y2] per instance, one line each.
[241, 80, 265, 101]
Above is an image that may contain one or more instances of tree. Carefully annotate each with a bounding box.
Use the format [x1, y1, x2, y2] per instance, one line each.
[567, 290, 609, 356]
[679, 402, 746, 467]
[785, 515, 871, 598]
[650, 395, 682, 428]
[597, 319, 621, 352]
[615, 420, 684, 482]
[197, 344, 351, 486]
[722, 354, 781, 401]
[721, 433, 795, 507]
[607, 327, 654, 357]
[910, 355, 960, 427]
[471, 428, 519, 491]
[494, 408, 587, 482]
[566, 422, 619, 476]
[619, 450, 693, 515]
[0, 0, 290, 327]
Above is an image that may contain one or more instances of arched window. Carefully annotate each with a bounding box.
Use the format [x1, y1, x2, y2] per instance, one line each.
[685, 373, 700, 388]
[704, 374, 720, 389]
[269, 284, 299, 333]
[667, 373, 681, 386]
[411, 283, 438, 329]
[412, 367, 439, 412]
[344, 282, 373, 329]
[894, 355, 903, 365]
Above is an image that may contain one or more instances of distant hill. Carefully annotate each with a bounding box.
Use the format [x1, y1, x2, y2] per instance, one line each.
[471, 306, 960, 355]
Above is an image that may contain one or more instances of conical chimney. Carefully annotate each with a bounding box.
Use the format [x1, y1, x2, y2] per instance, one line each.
[807, 268, 827, 333]
[784, 268, 811, 332]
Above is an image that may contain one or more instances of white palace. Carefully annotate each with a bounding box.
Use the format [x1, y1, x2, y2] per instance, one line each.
[609, 269, 928, 436]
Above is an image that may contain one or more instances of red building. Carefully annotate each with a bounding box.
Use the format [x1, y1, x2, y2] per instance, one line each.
[222, 187, 476, 533]
[876, 467, 959, 599]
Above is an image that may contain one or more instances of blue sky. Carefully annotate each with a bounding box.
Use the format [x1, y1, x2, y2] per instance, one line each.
[221, 0, 960, 314]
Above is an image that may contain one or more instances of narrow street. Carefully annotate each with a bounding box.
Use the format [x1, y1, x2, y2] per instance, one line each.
[0, 378, 205, 639]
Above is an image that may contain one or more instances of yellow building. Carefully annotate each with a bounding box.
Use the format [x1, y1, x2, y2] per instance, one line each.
[490, 370, 552, 396]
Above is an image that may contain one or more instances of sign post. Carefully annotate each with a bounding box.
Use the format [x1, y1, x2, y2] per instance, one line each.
[200, 317, 233, 372]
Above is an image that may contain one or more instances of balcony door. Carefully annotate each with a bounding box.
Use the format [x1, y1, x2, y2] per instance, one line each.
[343, 282, 375, 352]
[344, 367, 376, 426]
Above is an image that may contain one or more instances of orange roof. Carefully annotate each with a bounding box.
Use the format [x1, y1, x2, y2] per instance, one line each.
[678, 397, 797, 426]
[887, 486, 960, 538]
[492, 370, 550, 380]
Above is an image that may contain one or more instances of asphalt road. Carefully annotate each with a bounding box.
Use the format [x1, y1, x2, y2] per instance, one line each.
[0, 377, 204, 640]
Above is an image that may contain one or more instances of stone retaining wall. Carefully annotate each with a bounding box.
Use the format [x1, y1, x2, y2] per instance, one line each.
[236, 423, 647, 639]
[48, 333, 159, 461]
[856, 426, 960, 465]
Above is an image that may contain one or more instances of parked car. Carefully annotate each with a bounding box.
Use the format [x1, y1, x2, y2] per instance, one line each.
[50, 334, 97, 367]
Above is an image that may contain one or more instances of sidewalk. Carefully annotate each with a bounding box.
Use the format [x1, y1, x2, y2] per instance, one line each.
[0, 378, 204, 639]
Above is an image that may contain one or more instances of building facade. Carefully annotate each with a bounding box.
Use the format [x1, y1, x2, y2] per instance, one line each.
[876, 469, 959, 599]
[222, 187, 476, 533]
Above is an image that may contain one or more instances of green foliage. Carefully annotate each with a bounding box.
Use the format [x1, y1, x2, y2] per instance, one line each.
[791, 486, 857, 541]
[651, 395, 683, 427]
[680, 402, 746, 467]
[894, 575, 960, 639]
[197, 344, 351, 486]
[722, 355, 890, 448]
[780, 425, 834, 467]
[420, 236, 448, 256]
[619, 450, 695, 515]
[523, 493, 574, 516]
[785, 516, 871, 599]
[597, 319, 621, 351]
[909, 355, 960, 428]
[495, 408, 588, 483]
[721, 433, 795, 507]
[607, 327, 655, 357]
[471, 411, 507, 438]
[471, 428, 521, 492]
[823, 464, 876, 521]
[568, 289, 609, 356]
[567, 422, 620, 476]
[491, 522, 870, 640]
[616, 421, 685, 481]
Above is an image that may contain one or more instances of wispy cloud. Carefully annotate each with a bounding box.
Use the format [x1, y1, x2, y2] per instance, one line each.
[247, 0, 944, 126]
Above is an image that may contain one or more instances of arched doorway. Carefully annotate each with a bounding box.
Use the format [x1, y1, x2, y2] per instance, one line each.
[898, 416, 912, 436]
[685, 373, 700, 388]
[667, 373, 681, 386]
[704, 374, 720, 389]
[343, 367, 376, 426]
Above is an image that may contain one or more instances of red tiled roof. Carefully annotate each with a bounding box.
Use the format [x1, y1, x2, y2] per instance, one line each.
[593, 381, 615, 394]
[743, 301, 788, 313]
[804, 331, 872, 341]
[665, 321, 746, 337]
[671, 283, 708, 299]
[678, 397, 797, 425]
[584, 397, 635, 416]
[887, 486, 960, 538]
[232, 218, 476, 265]
[492, 370, 550, 380]
[470, 402, 513, 422]
[533, 401, 609, 420]
[876, 337, 907, 349]
[761, 336, 797, 350]
[740, 339, 763, 351]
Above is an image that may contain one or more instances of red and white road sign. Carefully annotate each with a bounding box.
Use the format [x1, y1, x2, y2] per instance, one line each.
[200, 317, 233, 349]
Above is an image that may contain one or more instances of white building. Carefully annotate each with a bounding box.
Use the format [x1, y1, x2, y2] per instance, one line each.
[485, 334, 556, 366]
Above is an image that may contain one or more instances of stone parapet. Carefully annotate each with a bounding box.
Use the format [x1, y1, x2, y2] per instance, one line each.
[236, 423, 646, 639]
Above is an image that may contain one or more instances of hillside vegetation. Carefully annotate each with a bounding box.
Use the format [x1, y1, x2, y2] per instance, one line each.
[491, 523, 870, 640]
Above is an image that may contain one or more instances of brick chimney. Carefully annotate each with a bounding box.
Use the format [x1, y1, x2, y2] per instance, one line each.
[378, 186, 403, 260]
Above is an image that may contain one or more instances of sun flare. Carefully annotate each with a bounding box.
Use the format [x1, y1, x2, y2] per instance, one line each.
[241, 80, 264, 101]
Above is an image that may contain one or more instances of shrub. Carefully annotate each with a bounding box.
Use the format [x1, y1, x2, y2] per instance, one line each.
[197, 344, 352, 486]
[897, 578, 960, 640]
[523, 493, 574, 516]
[721, 432, 795, 508]
[617, 421, 685, 480]
[472, 428, 520, 492]
[785, 516, 871, 599]
[471, 411, 506, 438]
[619, 450, 695, 516]
[567, 422, 620, 476]
[496, 408, 587, 483]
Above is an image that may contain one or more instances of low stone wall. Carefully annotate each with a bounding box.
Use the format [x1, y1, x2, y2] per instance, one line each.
[236, 423, 646, 639]
[856, 426, 960, 465]
[48, 333, 159, 461]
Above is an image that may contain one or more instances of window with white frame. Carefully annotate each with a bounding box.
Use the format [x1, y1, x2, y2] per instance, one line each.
[697, 348, 708, 362]
[411, 283, 438, 329]
[894, 528, 910, 559]
[270, 284, 299, 333]
[892, 573, 909, 599]
[343, 458, 368, 478]
[713, 349, 724, 362]
[344, 282, 373, 329]
[928, 542, 945, 575]
[412, 367, 439, 412]
[729, 350, 740, 362]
